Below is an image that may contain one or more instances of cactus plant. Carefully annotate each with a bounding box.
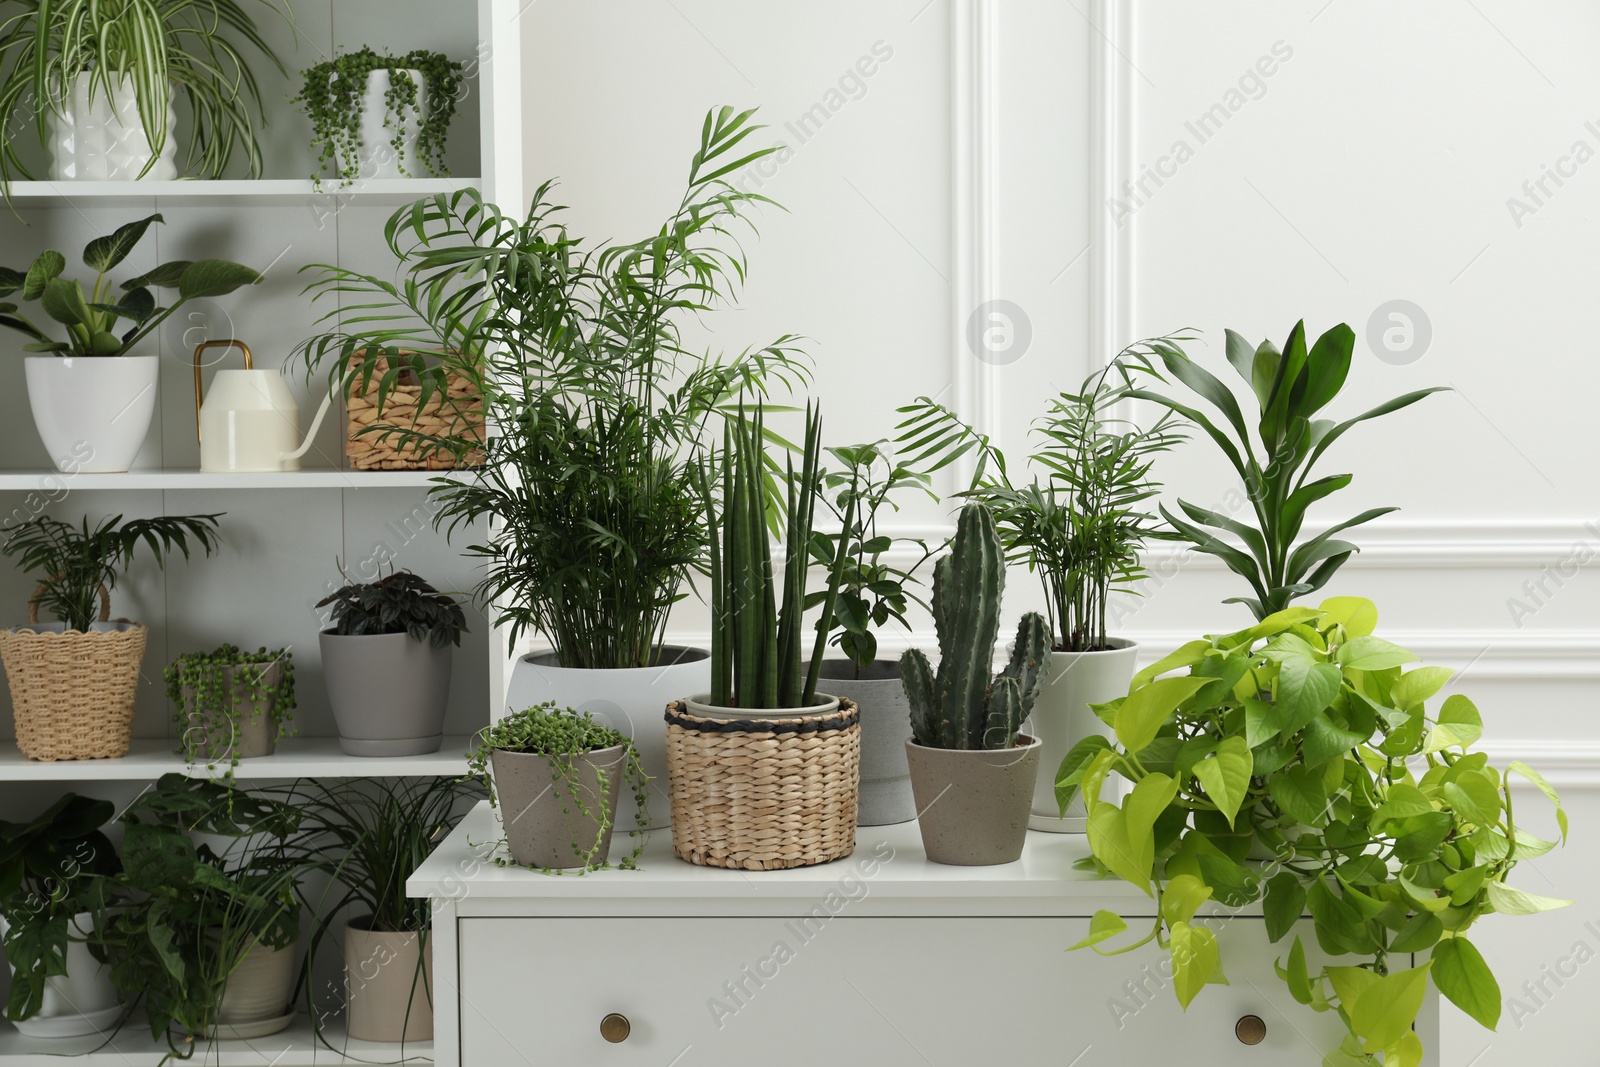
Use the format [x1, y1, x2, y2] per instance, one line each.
[901, 503, 1051, 749]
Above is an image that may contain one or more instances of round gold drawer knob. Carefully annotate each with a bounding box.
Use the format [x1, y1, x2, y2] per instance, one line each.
[1236, 1014, 1267, 1045]
[600, 1013, 631, 1043]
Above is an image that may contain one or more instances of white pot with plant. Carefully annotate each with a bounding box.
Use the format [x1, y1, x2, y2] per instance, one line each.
[294, 48, 464, 187]
[0, 0, 286, 189]
[0, 513, 222, 761]
[898, 336, 1190, 832]
[0, 795, 123, 1038]
[0, 215, 261, 472]
[294, 107, 806, 829]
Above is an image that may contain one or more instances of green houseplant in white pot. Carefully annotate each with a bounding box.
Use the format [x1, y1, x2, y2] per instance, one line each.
[0, 0, 287, 189]
[0, 794, 122, 1038]
[0, 214, 261, 472]
[317, 570, 467, 756]
[810, 440, 934, 825]
[294, 47, 464, 187]
[295, 106, 805, 829]
[899, 337, 1187, 832]
[900, 502, 1051, 866]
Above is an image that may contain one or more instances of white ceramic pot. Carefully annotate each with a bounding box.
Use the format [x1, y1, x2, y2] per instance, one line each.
[335, 68, 427, 180]
[46, 73, 178, 181]
[24, 356, 159, 472]
[1025, 638, 1139, 833]
[683, 693, 841, 720]
[0, 911, 121, 1038]
[818, 660, 915, 825]
[505, 647, 709, 831]
[213, 939, 296, 1034]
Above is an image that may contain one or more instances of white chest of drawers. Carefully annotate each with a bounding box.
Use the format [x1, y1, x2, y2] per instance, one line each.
[410, 802, 1437, 1066]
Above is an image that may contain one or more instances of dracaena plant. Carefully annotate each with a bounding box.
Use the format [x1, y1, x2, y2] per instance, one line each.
[897, 336, 1189, 652]
[1124, 321, 1447, 621]
[294, 106, 807, 670]
[1056, 597, 1569, 1067]
[0, 214, 262, 356]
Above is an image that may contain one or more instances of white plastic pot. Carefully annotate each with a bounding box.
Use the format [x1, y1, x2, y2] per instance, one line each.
[1025, 639, 1139, 832]
[24, 355, 159, 473]
[46, 73, 178, 181]
[0, 911, 121, 1038]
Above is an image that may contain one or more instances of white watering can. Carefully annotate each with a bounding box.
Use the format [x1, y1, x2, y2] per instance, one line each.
[194, 340, 335, 473]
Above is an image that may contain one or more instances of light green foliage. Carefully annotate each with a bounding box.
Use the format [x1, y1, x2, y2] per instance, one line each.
[900, 503, 1051, 750]
[1126, 321, 1448, 620]
[1060, 596, 1569, 1064]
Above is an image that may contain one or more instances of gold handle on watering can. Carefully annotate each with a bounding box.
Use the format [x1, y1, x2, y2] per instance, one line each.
[193, 339, 253, 445]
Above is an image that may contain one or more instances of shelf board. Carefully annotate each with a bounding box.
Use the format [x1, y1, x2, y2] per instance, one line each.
[2, 177, 478, 208]
[0, 469, 461, 491]
[0, 1016, 431, 1065]
[0, 735, 471, 781]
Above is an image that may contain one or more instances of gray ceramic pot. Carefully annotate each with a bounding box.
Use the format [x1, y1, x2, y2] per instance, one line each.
[905, 735, 1041, 865]
[819, 659, 914, 825]
[491, 744, 626, 868]
[181, 662, 285, 763]
[320, 631, 452, 756]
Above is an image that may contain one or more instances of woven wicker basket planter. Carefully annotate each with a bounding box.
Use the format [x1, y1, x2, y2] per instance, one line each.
[0, 589, 146, 761]
[665, 698, 860, 871]
[344, 354, 484, 471]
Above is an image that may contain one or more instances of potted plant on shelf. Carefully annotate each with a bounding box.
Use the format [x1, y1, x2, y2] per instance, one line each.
[317, 569, 467, 756]
[466, 704, 647, 872]
[899, 502, 1051, 866]
[167, 644, 296, 776]
[898, 336, 1188, 832]
[294, 47, 465, 188]
[0, 794, 122, 1038]
[288, 776, 479, 1044]
[294, 105, 806, 830]
[809, 439, 935, 826]
[0, 512, 223, 761]
[0, 214, 263, 472]
[0, 0, 287, 190]
[1058, 597, 1570, 1067]
[95, 775, 309, 1051]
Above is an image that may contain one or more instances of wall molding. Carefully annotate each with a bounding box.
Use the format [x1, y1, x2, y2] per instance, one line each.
[951, 0, 999, 451]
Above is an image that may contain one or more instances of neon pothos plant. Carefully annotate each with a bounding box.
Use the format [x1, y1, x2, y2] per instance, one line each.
[1057, 597, 1569, 1066]
[1124, 321, 1447, 621]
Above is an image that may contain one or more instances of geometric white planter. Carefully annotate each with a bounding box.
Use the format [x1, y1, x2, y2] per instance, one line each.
[0, 911, 121, 1038]
[24, 355, 160, 472]
[46, 73, 177, 181]
[1025, 638, 1138, 833]
[504, 647, 710, 832]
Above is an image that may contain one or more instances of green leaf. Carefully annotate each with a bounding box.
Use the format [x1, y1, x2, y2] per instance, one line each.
[1263, 871, 1307, 942]
[1131, 639, 1208, 689]
[1389, 912, 1443, 953]
[1300, 712, 1366, 767]
[1193, 735, 1253, 827]
[1347, 962, 1432, 1052]
[39, 279, 91, 327]
[1425, 693, 1483, 753]
[1270, 764, 1332, 826]
[1068, 910, 1129, 951]
[1507, 760, 1567, 843]
[1432, 936, 1501, 1030]
[23, 250, 65, 300]
[121, 261, 190, 289]
[1113, 676, 1210, 753]
[82, 213, 163, 273]
[1485, 882, 1574, 916]
[1170, 921, 1222, 1009]
[1443, 772, 1502, 827]
[178, 260, 263, 300]
[1054, 736, 1112, 815]
[1337, 635, 1418, 671]
[1389, 665, 1454, 709]
[1283, 935, 1313, 1004]
[1087, 773, 1178, 895]
[1244, 697, 1279, 748]
[1319, 596, 1378, 638]
[1371, 782, 1435, 831]
[1276, 658, 1343, 734]
[1160, 873, 1214, 927]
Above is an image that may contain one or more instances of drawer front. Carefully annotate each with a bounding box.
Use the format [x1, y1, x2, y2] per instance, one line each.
[458, 915, 1356, 1066]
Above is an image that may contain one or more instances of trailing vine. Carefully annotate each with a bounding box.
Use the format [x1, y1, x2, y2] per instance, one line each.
[293, 47, 464, 188]
[166, 645, 297, 781]
[465, 702, 649, 874]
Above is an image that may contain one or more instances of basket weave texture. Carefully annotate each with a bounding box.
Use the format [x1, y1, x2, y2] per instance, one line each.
[0, 587, 146, 761]
[665, 698, 860, 871]
[344, 354, 484, 471]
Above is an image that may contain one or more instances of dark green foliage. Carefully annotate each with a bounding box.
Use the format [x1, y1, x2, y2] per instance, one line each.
[316, 570, 467, 648]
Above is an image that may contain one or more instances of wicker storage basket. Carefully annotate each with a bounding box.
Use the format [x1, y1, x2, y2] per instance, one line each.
[344, 354, 484, 471]
[665, 698, 860, 871]
[0, 587, 147, 761]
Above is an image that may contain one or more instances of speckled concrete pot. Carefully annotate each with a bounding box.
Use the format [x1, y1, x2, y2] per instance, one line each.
[491, 745, 626, 869]
[905, 735, 1041, 865]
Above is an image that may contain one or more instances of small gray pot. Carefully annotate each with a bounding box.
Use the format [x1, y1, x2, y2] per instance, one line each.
[181, 662, 286, 763]
[905, 735, 1041, 865]
[491, 745, 626, 869]
[320, 631, 452, 756]
[819, 659, 914, 825]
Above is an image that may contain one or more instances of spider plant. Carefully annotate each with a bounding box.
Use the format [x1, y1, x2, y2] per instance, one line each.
[0, 513, 223, 631]
[0, 0, 290, 191]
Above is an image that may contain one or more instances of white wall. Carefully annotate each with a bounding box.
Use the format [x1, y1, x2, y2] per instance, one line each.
[522, 1, 1595, 1062]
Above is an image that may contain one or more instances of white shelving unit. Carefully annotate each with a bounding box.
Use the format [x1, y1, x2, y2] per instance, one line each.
[0, 470, 452, 491]
[0, 736, 472, 782]
[0, 1018, 431, 1066]
[2, 177, 476, 207]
